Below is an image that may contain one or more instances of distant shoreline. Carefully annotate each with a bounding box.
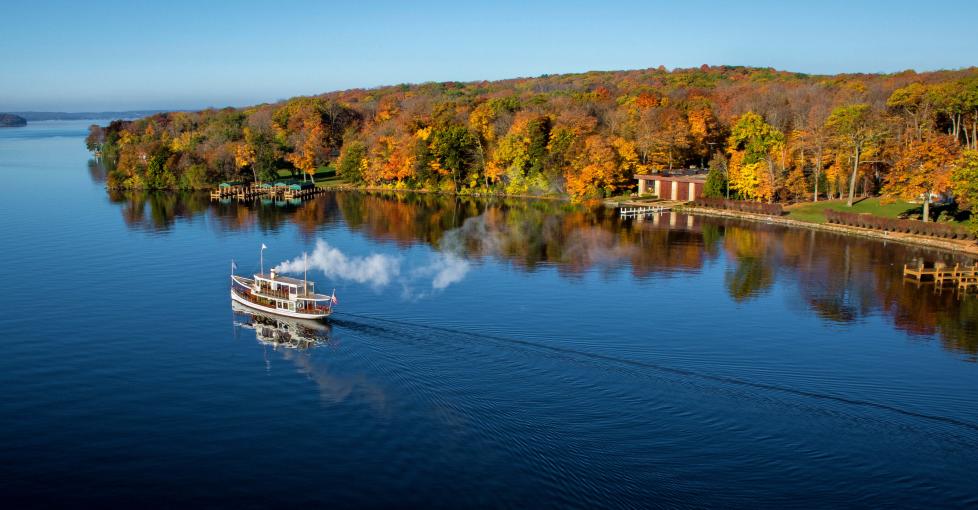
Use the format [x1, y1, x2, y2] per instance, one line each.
[0, 113, 27, 127]
[5, 111, 164, 122]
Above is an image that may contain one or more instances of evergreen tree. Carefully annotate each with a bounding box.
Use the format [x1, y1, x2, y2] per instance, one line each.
[704, 152, 727, 198]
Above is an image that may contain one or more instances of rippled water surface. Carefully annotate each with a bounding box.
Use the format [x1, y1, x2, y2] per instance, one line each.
[2, 121, 978, 508]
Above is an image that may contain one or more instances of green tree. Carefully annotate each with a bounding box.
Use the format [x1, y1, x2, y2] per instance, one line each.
[430, 125, 480, 193]
[704, 151, 727, 198]
[337, 140, 367, 183]
[526, 116, 552, 178]
[245, 127, 280, 183]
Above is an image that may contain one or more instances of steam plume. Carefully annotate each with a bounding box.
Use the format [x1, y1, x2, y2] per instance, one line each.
[274, 239, 471, 295]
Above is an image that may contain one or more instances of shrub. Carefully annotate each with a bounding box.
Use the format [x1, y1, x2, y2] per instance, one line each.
[823, 209, 975, 241]
[690, 197, 783, 216]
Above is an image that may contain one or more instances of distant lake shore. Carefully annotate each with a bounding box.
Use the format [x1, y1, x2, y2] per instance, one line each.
[0, 113, 27, 127]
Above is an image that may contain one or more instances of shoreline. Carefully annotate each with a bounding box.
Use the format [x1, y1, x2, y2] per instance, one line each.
[107, 184, 978, 257]
[108, 183, 571, 203]
[313, 183, 570, 202]
[678, 206, 978, 257]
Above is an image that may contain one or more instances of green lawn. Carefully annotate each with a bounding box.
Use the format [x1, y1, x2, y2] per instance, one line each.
[785, 198, 918, 224]
[273, 166, 346, 186]
[315, 173, 350, 187]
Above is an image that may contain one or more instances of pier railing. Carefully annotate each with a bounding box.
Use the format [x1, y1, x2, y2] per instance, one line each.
[619, 205, 667, 218]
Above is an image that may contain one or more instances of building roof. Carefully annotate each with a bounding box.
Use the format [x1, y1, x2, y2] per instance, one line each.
[255, 273, 312, 287]
[634, 171, 708, 182]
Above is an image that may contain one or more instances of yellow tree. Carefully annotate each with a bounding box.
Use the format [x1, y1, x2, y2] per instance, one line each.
[951, 150, 978, 208]
[234, 138, 257, 181]
[727, 112, 784, 202]
[285, 120, 324, 182]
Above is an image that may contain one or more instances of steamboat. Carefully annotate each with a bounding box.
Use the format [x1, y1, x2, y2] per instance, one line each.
[230, 248, 335, 320]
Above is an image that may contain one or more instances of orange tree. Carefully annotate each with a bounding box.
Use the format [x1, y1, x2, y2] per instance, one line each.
[883, 134, 960, 221]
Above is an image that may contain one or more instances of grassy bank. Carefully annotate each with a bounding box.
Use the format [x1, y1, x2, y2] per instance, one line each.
[785, 198, 918, 224]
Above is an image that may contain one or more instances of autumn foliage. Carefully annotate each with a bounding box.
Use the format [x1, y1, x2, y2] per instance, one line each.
[87, 65, 978, 203]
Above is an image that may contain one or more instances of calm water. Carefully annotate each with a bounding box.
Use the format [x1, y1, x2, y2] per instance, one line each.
[2, 121, 978, 508]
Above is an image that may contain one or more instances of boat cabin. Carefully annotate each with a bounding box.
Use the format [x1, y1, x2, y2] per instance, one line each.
[254, 269, 314, 296]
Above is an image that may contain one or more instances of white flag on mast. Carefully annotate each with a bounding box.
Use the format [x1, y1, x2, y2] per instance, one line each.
[261, 243, 268, 250]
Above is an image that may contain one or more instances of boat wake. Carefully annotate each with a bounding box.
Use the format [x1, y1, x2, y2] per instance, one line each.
[333, 312, 978, 438]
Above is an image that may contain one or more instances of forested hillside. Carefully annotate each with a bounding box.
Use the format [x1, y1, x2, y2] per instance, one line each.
[86, 65, 978, 205]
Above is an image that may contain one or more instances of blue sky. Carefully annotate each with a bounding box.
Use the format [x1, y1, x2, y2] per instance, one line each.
[2, 0, 976, 111]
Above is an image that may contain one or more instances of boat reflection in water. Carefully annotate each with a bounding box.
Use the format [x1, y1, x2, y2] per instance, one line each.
[231, 301, 389, 410]
[232, 301, 332, 349]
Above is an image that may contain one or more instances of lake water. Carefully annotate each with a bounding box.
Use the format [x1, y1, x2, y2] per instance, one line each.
[2, 120, 978, 508]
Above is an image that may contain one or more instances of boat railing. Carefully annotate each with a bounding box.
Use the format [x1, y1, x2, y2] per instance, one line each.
[235, 287, 332, 315]
[253, 287, 295, 300]
[249, 287, 328, 303]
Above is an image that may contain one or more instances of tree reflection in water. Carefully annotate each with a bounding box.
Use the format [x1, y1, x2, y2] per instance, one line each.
[113, 190, 978, 359]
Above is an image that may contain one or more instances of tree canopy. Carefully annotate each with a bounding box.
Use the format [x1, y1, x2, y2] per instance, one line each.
[88, 65, 978, 205]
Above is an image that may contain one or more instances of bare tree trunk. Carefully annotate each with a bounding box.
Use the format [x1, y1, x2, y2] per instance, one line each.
[847, 143, 861, 207]
[813, 145, 822, 202]
[923, 191, 931, 222]
[724, 158, 730, 199]
[971, 110, 978, 149]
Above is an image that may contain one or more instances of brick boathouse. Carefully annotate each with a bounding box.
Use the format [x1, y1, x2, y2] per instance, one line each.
[635, 168, 708, 201]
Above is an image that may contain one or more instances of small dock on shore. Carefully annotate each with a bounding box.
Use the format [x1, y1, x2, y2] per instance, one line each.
[612, 200, 684, 219]
[619, 205, 668, 218]
[903, 262, 978, 295]
[210, 181, 325, 202]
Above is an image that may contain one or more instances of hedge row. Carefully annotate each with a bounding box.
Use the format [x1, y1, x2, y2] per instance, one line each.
[824, 209, 975, 240]
[690, 197, 784, 216]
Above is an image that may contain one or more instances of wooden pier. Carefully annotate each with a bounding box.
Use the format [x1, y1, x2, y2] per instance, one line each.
[616, 200, 683, 219]
[903, 262, 978, 296]
[619, 205, 668, 218]
[210, 181, 325, 202]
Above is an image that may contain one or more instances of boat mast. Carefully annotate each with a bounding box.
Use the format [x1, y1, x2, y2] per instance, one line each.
[304, 252, 308, 295]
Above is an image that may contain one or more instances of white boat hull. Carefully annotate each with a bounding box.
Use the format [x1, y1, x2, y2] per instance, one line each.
[231, 289, 331, 320]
